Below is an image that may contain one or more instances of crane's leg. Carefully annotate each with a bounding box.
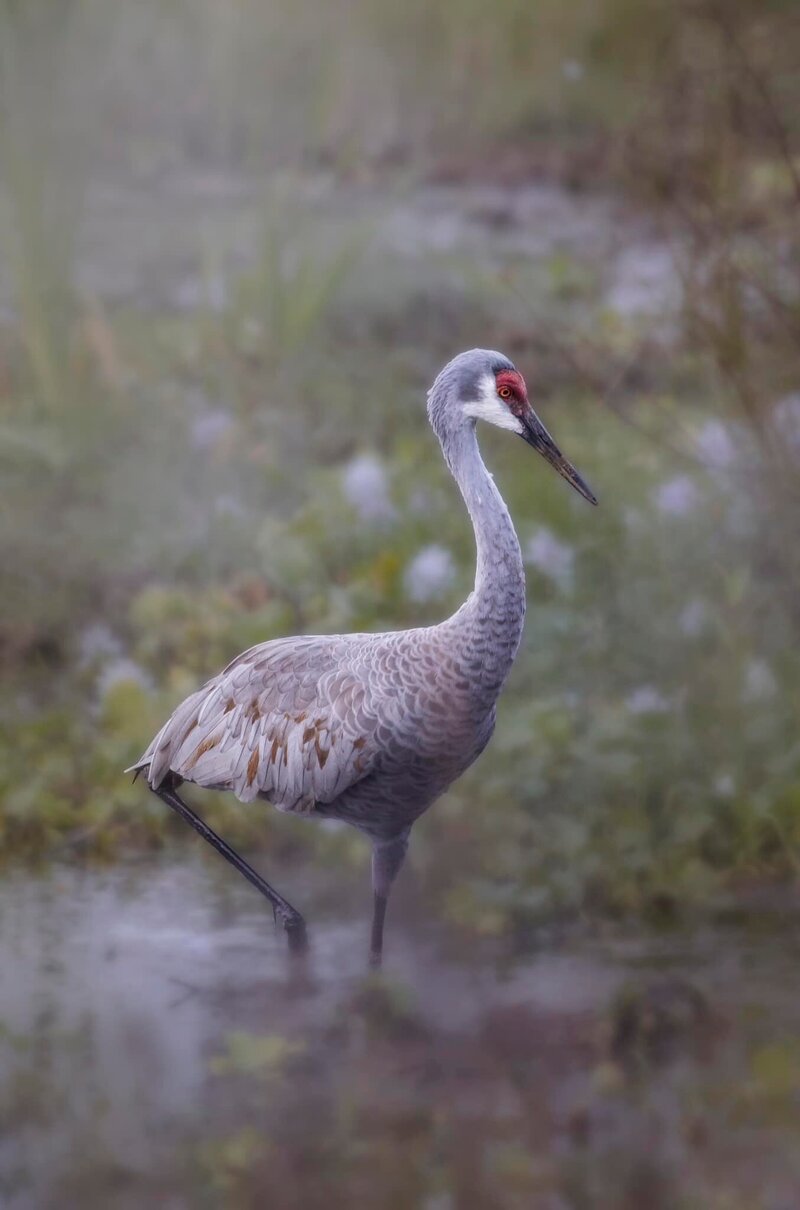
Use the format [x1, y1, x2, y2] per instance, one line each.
[369, 830, 410, 968]
[154, 779, 307, 952]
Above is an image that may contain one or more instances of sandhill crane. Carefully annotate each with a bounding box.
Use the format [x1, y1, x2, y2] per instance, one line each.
[128, 349, 596, 963]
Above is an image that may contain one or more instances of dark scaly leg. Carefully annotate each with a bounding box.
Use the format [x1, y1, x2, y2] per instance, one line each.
[154, 778, 307, 953]
[369, 829, 410, 967]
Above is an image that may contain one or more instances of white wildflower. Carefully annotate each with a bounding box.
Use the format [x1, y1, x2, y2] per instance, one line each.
[97, 658, 152, 699]
[742, 658, 777, 702]
[678, 598, 710, 638]
[318, 818, 346, 834]
[626, 686, 670, 715]
[213, 493, 246, 520]
[606, 245, 682, 319]
[241, 316, 263, 345]
[190, 409, 234, 451]
[524, 527, 575, 590]
[404, 544, 456, 603]
[342, 453, 395, 525]
[714, 773, 736, 799]
[78, 623, 123, 667]
[654, 475, 699, 517]
[562, 59, 584, 81]
[773, 392, 800, 451]
[694, 419, 737, 470]
[175, 273, 228, 313]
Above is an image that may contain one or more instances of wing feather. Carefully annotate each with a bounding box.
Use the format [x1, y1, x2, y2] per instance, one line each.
[129, 635, 379, 812]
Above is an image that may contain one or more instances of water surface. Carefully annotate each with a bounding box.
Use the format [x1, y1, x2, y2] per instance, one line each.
[2, 856, 799, 1208]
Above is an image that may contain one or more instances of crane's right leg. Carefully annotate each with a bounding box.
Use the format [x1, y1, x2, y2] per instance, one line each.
[154, 778, 307, 952]
[369, 829, 410, 968]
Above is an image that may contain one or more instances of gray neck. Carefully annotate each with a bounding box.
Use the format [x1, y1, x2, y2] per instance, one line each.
[438, 420, 526, 698]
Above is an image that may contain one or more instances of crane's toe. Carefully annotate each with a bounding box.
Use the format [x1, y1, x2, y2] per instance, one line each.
[283, 914, 308, 954]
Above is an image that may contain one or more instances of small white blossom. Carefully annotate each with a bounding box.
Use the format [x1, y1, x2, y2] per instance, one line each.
[342, 453, 395, 525]
[773, 392, 800, 452]
[678, 598, 710, 638]
[190, 409, 234, 451]
[626, 686, 670, 715]
[714, 773, 736, 799]
[694, 419, 737, 470]
[213, 493, 246, 520]
[242, 316, 263, 342]
[423, 1195, 454, 1210]
[606, 245, 682, 319]
[175, 273, 228, 313]
[97, 658, 152, 699]
[318, 818, 346, 834]
[654, 475, 699, 517]
[404, 544, 456, 603]
[524, 527, 575, 590]
[742, 658, 777, 702]
[562, 59, 584, 81]
[78, 623, 123, 667]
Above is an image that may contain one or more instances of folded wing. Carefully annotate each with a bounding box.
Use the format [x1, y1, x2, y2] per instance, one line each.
[131, 635, 378, 810]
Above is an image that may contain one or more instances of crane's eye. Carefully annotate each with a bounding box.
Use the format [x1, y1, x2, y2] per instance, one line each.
[498, 386, 512, 400]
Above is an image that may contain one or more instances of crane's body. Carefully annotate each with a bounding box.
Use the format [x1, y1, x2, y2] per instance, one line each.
[129, 349, 596, 962]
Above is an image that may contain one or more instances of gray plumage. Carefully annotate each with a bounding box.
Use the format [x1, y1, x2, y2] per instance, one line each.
[128, 349, 596, 960]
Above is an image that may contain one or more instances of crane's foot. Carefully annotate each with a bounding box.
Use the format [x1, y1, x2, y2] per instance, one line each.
[272, 902, 308, 954]
[284, 917, 308, 955]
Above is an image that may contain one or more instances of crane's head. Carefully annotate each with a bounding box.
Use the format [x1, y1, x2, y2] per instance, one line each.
[428, 349, 597, 505]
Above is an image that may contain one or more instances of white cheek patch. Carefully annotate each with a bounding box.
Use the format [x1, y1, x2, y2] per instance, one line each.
[463, 376, 523, 434]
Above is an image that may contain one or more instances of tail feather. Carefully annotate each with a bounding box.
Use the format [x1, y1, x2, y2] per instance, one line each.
[125, 687, 206, 790]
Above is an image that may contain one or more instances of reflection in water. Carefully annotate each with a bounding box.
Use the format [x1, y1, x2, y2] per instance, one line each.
[2, 857, 800, 1207]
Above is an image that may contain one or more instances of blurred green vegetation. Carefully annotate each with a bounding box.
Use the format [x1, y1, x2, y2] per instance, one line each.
[1, 0, 799, 938]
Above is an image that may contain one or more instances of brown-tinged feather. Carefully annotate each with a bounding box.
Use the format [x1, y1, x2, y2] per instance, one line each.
[188, 734, 220, 769]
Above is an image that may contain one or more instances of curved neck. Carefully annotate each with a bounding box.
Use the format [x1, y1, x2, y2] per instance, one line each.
[439, 422, 526, 696]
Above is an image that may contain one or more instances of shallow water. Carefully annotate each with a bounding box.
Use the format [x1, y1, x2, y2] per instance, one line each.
[2, 855, 799, 1208]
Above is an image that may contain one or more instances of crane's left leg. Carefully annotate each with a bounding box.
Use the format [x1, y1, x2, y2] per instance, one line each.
[154, 778, 307, 953]
[370, 829, 410, 967]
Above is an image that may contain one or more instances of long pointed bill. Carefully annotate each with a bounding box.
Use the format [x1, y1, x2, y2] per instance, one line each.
[520, 411, 597, 505]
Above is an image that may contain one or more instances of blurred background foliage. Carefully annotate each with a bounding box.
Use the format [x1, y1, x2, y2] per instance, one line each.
[3, 3, 800, 1207]
[0, 0, 799, 929]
